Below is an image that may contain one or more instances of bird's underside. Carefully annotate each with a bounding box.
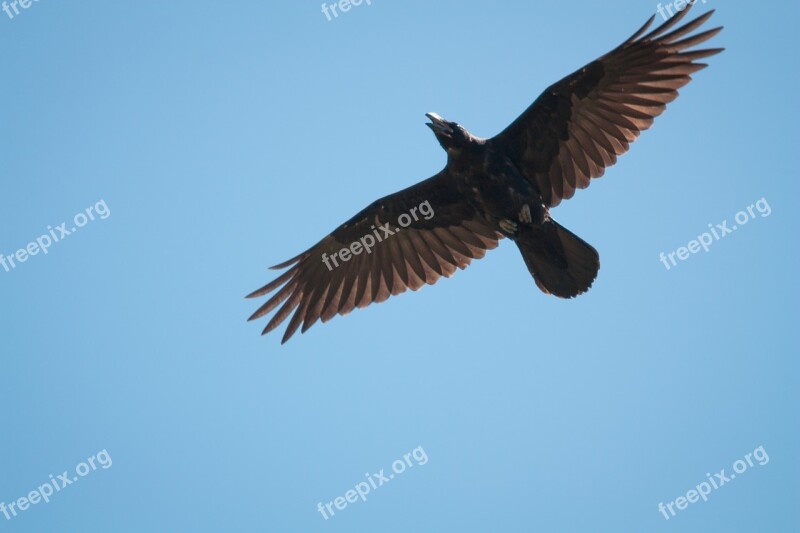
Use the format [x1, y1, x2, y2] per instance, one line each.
[248, 5, 723, 343]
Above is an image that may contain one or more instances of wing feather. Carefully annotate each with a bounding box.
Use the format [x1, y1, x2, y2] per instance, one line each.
[248, 171, 501, 342]
[492, 5, 722, 206]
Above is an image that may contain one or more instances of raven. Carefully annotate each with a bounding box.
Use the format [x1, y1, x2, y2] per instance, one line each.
[248, 5, 723, 343]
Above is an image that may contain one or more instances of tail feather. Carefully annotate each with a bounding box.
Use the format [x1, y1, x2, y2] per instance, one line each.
[515, 219, 600, 298]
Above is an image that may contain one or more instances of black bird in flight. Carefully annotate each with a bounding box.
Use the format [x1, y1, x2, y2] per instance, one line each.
[248, 5, 722, 343]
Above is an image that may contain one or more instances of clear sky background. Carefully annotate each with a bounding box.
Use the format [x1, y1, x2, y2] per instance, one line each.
[1, 1, 798, 531]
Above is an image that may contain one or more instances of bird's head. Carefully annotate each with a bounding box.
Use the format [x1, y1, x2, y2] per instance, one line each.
[425, 113, 472, 153]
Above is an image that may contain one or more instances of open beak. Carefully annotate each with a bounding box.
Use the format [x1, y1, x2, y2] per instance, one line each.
[426, 113, 453, 136]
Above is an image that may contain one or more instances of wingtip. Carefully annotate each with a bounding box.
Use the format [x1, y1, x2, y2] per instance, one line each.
[626, 13, 657, 44]
[246, 286, 271, 299]
[269, 252, 305, 270]
[248, 306, 269, 321]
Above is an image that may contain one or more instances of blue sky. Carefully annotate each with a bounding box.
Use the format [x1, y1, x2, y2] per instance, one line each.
[1, 1, 798, 531]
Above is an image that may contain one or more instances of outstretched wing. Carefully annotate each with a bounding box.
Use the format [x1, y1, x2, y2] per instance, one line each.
[492, 5, 723, 207]
[247, 171, 501, 343]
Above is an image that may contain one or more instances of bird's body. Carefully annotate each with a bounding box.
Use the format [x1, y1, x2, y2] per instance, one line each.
[427, 122, 546, 232]
[249, 5, 723, 343]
